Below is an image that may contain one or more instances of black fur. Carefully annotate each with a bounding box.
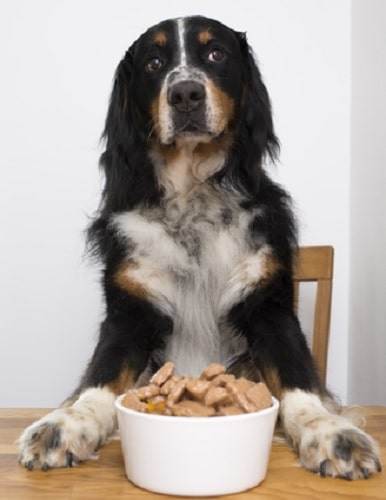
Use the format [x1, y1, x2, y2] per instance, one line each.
[88, 17, 279, 258]
[81, 15, 324, 397]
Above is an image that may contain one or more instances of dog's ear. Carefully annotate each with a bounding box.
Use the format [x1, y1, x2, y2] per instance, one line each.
[98, 49, 140, 221]
[238, 32, 280, 165]
[219, 34, 296, 252]
[215, 31, 279, 198]
[88, 48, 160, 260]
[102, 50, 135, 152]
[87, 52, 135, 259]
[99, 46, 159, 210]
[237, 32, 279, 164]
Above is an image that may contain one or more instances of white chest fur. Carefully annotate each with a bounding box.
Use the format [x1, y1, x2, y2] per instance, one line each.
[113, 186, 269, 376]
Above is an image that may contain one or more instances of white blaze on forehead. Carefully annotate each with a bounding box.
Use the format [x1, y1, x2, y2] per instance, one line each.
[155, 18, 231, 146]
[177, 17, 187, 65]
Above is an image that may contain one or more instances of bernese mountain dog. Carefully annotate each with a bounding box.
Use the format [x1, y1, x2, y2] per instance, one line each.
[18, 15, 381, 480]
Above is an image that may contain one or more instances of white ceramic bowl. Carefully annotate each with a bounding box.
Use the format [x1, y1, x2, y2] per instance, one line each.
[115, 394, 279, 497]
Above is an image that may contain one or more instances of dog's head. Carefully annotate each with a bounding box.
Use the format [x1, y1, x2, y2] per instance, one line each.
[129, 16, 247, 147]
[99, 16, 278, 212]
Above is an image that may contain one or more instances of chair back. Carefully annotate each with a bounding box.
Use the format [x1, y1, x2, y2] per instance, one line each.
[293, 246, 334, 383]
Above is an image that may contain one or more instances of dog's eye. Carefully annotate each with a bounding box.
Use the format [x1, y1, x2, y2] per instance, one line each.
[207, 48, 225, 63]
[146, 57, 163, 72]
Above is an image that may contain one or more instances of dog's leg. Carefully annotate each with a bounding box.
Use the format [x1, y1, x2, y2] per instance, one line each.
[229, 276, 382, 479]
[18, 298, 173, 470]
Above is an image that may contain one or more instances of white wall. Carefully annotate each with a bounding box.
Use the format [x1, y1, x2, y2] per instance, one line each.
[0, 0, 352, 407]
[348, 0, 386, 405]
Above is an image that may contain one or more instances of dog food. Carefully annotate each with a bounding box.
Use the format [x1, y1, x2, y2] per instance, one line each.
[121, 362, 273, 417]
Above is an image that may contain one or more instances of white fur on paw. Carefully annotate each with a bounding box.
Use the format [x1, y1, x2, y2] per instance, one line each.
[280, 389, 382, 480]
[299, 416, 382, 479]
[18, 388, 116, 470]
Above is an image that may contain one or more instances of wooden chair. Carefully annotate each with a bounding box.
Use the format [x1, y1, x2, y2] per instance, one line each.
[293, 246, 334, 383]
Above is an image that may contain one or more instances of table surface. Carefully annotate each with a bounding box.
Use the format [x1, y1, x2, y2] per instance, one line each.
[1, 407, 385, 499]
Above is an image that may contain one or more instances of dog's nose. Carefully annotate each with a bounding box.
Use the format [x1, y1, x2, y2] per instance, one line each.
[168, 81, 206, 113]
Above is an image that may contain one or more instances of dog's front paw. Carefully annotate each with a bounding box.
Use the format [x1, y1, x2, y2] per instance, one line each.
[299, 419, 382, 480]
[18, 407, 106, 470]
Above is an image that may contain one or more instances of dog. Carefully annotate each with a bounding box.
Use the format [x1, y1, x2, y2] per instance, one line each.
[18, 15, 381, 479]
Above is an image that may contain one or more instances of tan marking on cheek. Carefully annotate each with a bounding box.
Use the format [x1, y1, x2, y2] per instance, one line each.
[114, 261, 149, 300]
[151, 96, 161, 137]
[151, 85, 170, 143]
[198, 29, 213, 44]
[154, 31, 168, 46]
[107, 368, 136, 395]
[205, 80, 236, 133]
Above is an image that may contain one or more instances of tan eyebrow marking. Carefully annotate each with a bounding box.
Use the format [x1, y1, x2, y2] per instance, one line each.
[198, 29, 213, 44]
[154, 31, 167, 46]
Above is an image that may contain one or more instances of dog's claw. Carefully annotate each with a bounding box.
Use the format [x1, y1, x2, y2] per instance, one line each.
[319, 459, 329, 477]
[26, 460, 34, 471]
[66, 451, 77, 467]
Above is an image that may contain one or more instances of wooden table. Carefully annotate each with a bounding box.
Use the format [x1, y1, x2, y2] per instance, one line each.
[1, 407, 385, 499]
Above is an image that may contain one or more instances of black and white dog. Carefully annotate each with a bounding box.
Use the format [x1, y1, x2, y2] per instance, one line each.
[19, 16, 381, 479]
